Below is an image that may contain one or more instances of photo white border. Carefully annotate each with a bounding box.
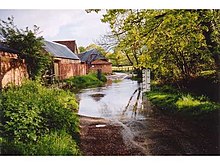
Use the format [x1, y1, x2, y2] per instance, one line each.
[1, 0, 220, 9]
[1, 0, 220, 164]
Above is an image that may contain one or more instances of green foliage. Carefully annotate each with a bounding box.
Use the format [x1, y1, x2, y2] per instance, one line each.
[146, 85, 220, 115]
[0, 16, 52, 80]
[0, 81, 79, 155]
[107, 48, 130, 66]
[78, 46, 86, 53]
[175, 95, 219, 114]
[100, 9, 220, 83]
[2, 130, 80, 155]
[65, 73, 107, 90]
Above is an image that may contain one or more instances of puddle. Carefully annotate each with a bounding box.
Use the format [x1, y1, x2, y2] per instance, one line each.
[95, 124, 106, 128]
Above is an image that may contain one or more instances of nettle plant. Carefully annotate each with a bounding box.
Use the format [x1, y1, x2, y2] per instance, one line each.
[0, 81, 79, 155]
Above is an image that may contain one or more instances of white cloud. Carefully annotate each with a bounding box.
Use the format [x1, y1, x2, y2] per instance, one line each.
[0, 9, 110, 47]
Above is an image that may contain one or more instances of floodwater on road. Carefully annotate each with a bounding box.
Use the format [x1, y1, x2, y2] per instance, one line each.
[78, 78, 144, 121]
[77, 73, 220, 155]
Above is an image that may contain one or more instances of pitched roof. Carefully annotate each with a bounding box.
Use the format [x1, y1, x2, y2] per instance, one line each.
[78, 49, 107, 64]
[43, 40, 79, 60]
[0, 43, 20, 54]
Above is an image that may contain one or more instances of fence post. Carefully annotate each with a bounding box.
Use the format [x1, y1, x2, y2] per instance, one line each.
[142, 69, 151, 92]
[97, 69, 102, 80]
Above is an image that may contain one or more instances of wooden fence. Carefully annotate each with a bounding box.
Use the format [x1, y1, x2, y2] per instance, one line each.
[0, 51, 28, 89]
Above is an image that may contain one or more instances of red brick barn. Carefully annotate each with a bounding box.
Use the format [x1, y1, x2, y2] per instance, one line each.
[43, 41, 87, 80]
[78, 49, 112, 74]
[0, 43, 28, 89]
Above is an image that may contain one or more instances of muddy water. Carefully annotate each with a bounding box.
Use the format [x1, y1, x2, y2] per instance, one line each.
[78, 75, 219, 155]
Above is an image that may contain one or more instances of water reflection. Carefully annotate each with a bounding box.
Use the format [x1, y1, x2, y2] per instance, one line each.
[89, 93, 105, 102]
[78, 79, 145, 121]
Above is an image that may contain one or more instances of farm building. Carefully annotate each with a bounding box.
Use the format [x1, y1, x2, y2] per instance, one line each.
[43, 40, 87, 80]
[54, 40, 79, 54]
[0, 43, 28, 89]
[78, 49, 112, 74]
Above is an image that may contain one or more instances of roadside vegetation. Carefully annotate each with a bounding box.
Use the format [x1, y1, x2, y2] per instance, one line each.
[146, 82, 220, 116]
[0, 81, 80, 155]
[64, 73, 107, 91]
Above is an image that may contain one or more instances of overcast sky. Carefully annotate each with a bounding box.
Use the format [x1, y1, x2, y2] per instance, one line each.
[0, 9, 110, 47]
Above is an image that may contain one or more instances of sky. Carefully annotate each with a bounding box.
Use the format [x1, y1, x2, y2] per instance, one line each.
[0, 9, 111, 47]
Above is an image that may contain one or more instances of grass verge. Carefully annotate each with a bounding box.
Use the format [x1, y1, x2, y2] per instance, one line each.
[146, 85, 220, 116]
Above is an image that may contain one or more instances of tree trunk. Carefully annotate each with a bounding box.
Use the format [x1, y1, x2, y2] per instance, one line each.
[134, 68, 142, 82]
[199, 10, 220, 102]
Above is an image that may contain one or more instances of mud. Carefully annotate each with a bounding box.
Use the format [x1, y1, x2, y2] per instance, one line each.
[79, 115, 142, 155]
[79, 109, 219, 156]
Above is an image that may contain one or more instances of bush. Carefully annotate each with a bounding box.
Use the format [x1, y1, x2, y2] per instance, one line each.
[65, 73, 107, 90]
[0, 81, 80, 155]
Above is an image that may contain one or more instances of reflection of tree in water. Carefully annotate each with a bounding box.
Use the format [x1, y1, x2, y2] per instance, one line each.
[90, 93, 105, 102]
[122, 87, 142, 118]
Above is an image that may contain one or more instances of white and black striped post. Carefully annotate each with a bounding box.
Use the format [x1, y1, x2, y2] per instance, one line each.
[142, 69, 151, 92]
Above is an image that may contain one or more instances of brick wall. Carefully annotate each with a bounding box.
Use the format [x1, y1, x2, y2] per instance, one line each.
[89, 64, 112, 74]
[90, 59, 112, 74]
[0, 51, 28, 88]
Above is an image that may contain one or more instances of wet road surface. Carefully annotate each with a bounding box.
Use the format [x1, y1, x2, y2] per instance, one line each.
[78, 73, 220, 155]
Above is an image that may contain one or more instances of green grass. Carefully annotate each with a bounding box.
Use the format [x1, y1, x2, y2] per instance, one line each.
[112, 79, 122, 83]
[146, 85, 220, 116]
[65, 73, 107, 90]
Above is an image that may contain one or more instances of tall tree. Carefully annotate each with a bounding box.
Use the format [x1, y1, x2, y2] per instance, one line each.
[0, 16, 52, 80]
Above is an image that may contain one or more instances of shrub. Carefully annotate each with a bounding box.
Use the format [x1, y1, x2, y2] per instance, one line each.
[0, 81, 79, 155]
[65, 73, 106, 90]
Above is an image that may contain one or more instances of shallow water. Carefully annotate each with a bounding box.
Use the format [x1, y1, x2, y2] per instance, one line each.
[78, 78, 144, 121]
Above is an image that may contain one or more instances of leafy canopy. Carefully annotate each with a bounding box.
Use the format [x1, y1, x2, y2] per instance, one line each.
[99, 9, 220, 83]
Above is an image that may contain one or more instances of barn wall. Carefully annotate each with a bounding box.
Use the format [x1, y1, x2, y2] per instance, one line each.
[0, 51, 28, 89]
[55, 58, 87, 80]
[89, 63, 112, 74]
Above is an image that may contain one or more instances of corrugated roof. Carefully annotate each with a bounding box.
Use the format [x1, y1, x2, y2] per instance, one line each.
[43, 40, 79, 60]
[78, 49, 107, 64]
[0, 43, 20, 54]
